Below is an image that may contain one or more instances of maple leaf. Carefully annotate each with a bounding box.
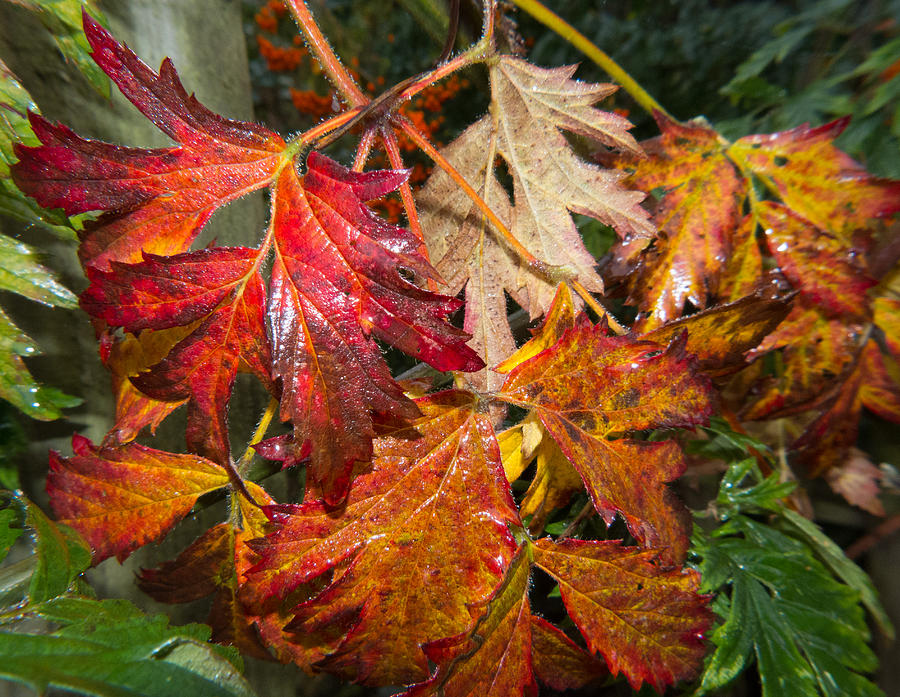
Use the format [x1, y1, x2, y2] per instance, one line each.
[400, 544, 608, 697]
[532, 538, 712, 692]
[242, 391, 519, 685]
[81, 247, 272, 464]
[47, 434, 229, 562]
[727, 117, 900, 239]
[497, 292, 717, 564]
[11, 11, 287, 271]
[138, 484, 276, 660]
[754, 200, 874, 319]
[269, 155, 482, 501]
[612, 113, 744, 329]
[400, 546, 538, 697]
[420, 58, 652, 382]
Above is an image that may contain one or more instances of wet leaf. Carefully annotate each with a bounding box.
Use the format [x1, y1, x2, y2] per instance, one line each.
[533, 538, 712, 692]
[47, 434, 229, 562]
[498, 302, 716, 563]
[12, 12, 287, 271]
[243, 391, 519, 685]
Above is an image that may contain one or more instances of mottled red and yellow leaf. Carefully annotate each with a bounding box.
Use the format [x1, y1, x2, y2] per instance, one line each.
[48, 434, 229, 562]
[11, 13, 286, 271]
[243, 391, 519, 685]
[614, 113, 744, 328]
[728, 118, 900, 239]
[499, 320, 716, 563]
[401, 546, 537, 697]
[533, 538, 712, 692]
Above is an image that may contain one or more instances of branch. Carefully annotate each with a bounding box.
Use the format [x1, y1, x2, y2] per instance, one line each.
[510, 0, 671, 119]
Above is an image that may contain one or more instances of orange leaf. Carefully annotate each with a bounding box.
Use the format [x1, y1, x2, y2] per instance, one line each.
[401, 546, 538, 697]
[48, 434, 229, 562]
[243, 391, 519, 685]
[614, 113, 744, 329]
[532, 538, 712, 692]
[641, 293, 791, 378]
[728, 117, 900, 239]
[498, 308, 716, 563]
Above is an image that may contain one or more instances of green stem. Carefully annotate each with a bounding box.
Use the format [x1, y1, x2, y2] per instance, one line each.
[510, 0, 671, 119]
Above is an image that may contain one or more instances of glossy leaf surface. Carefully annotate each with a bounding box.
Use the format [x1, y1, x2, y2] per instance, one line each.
[0, 597, 255, 697]
[12, 12, 286, 271]
[533, 538, 712, 692]
[269, 156, 481, 502]
[244, 391, 519, 685]
[48, 434, 229, 562]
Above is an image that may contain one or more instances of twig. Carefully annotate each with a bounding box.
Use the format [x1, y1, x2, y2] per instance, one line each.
[846, 513, 900, 560]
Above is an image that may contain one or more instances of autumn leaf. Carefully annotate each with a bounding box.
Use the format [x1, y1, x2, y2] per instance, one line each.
[612, 113, 744, 329]
[269, 155, 482, 502]
[47, 434, 229, 562]
[420, 58, 651, 382]
[530, 616, 608, 692]
[81, 247, 272, 464]
[100, 327, 191, 444]
[532, 538, 712, 692]
[243, 391, 519, 685]
[743, 299, 864, 420]
[641, 293, 791, 379]
[497, 295, 716, 563]
[498, 414, 583, 534]
[138, 518, 272, 660]
[400, 546, 537, 697]
[11, 11, 287, 271]
[727, 117, 900, 239]
[754, 200, 874, 319]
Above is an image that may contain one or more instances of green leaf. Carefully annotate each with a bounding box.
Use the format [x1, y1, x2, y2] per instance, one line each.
[7, 1, 111, 96]
[716, 458, 796, 516]
[0, 597, 257, 697]
[0, 234, 77, 307]
[0, 507, 22, 564]
[0, 306, 82, 420]
[22, 495, 90, 603]
[779, 508, 894, 639]
[696, 515, 883, 697]
[1, 61, 75, 235]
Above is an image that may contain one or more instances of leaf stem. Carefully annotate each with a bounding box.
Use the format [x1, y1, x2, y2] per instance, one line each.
[236, 397, 279, 476]
[283, 0, 366, 107]
[510, 0, 671, 119]
[570, 280, 628, 335]
[398, 116, 574, 283]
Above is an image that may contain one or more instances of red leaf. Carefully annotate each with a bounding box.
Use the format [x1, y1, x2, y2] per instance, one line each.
[11, 12, 286, 271]
[269, 156, 482, 503]
[755, 201, 874, 319]
[81, 247, 272, 464]
[498, 309, 716, 564]
[401, 546, 538, 697]
[533, 538, 712, 692]
[728, 118, 900, 239]
[48, 434, 229, 562]
[243, 391, 519, 685]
